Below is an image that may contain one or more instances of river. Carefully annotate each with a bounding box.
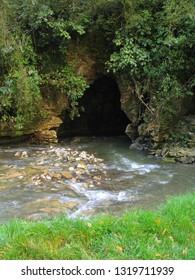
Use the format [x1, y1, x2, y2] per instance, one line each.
[0, 136, 195, 222]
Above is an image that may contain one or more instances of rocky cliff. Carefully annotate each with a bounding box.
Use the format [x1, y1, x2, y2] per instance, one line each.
[1, 42, 195, 164]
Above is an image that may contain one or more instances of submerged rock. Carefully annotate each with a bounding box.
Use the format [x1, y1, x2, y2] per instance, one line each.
[52, 173, 62, 180]
[61, 171, 73, 179]
[34, 130, 58, 144]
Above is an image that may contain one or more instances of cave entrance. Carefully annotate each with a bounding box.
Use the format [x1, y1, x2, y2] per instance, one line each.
[59, 76, 130, 137]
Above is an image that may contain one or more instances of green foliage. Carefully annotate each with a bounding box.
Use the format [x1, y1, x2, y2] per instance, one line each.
[0, 0, 89, 131]
[107, 35, 150, 76]
[41, 65, 88, 119]
[0, 9, 42, 130]
[0, 0, 194, 136]
[106, 0, 195, 137]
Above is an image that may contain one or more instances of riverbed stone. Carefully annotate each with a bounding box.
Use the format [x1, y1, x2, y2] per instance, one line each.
[2, 170, 24, 180]
[39, 201, 78, 213]
[77, 162, 88, 170]
[26, 212, 50, 221]
[0, 141, 111, 221]
[93, 176, 101, 180]
[62, 171, 73, 179]
[68, 166, 75, 172]
[14, 151, 21, 157]
[52, 173, 62, 180]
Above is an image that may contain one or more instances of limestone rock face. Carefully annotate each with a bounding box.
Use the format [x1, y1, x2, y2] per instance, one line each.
[33, 130, 58, 144]
[68, 45, 98, 84]
[116, 75, 140, 125]
[0, 91, 66, 143]
[32, 116, 63, 143]
[125, 124, 138, 141]
[0, 43, 102, 143]
[0, 39, 194, 154]
[150, 115, 195, 163]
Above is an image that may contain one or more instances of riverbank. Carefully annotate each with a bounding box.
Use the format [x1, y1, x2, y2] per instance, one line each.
[0, 192, 194, 260]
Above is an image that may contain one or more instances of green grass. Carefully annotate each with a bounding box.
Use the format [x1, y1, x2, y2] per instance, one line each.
[0, 192, 194, 260]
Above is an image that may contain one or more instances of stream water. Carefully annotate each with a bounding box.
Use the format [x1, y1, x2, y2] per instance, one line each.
[0, 136, 195, 222]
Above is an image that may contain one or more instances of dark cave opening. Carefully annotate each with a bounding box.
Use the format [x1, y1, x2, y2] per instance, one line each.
[58, 76, 130, 137]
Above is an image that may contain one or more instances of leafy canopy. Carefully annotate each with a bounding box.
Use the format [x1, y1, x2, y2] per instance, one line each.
[0, 0, 194, 137]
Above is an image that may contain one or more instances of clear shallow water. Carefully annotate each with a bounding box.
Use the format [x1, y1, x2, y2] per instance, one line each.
[0, 136, 195, 222]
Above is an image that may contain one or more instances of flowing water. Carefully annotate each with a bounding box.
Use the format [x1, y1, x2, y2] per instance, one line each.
[0, 136, 195, 222]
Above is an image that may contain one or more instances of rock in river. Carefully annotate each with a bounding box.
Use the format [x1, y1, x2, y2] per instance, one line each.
[62, 171, 73, 179]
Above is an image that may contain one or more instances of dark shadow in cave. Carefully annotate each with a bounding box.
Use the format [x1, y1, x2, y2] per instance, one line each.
[58, 76, 130, 137]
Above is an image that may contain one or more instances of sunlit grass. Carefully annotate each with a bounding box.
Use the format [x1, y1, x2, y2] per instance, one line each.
[0, 192, 194, 260]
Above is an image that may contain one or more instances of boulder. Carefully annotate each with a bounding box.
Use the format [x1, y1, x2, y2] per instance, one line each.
[33, 130, 58, 144]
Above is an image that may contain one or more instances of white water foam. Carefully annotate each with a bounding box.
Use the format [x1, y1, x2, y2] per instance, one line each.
[110, 154, 161, 174]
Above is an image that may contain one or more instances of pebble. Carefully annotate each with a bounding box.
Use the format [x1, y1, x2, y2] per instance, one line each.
[77, 163, 88, 170]
[76, 157, 81, 161]
[34, 180, 42, 185]
[76, 169, 85, 175]
[93, 176, 101, 180]
[14, 151, 21, 157]
[69, 167, 75, 172]
[83, 182, 89, 188]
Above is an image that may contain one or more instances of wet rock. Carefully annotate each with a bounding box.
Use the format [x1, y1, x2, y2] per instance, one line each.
[67, 156, 76, 162]
[76, 157, 81, 161]
[93, 176, 101, 180]
[75, 169, 85, 175]
[14, 151, 28, 158]
[129, 136, 148, 151]
[3, 171, 24, 180]
[150, 115, 195, 163]
[34, 130, 58, 144]
[21, 151, 28, 158]
[39, 201, 78, 213]
[79, 151, 88, 160]
[77, 162, 88, 170]
[50, 188, 58, 192]
[14, 151, 21, 157]
[125, 123, 138, 141]
[69, 166, 75, 172]
[71, 177, 78, 183]
[52, 173, 62, 180]
[83, 182, 89, 188]
[177, 156, 195, 164]
[26, 213, 49, 221]
[34, 180, 42, 186]
[62, 171, 73, 179]
[96, 158, 104, 163]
